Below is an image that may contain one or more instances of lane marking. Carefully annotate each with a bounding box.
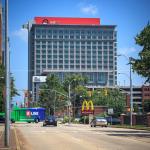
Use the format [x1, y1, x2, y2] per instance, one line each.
[0, 131, 3, 139]
[14, 127, 21, 150]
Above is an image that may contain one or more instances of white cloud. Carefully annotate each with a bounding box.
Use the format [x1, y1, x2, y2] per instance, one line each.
[12, 28, 28, 42]
[80, 4, 98, 15]
[118, 47, 137, 55]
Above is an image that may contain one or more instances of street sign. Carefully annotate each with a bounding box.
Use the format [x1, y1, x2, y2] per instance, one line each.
[108, 108, 114, 115]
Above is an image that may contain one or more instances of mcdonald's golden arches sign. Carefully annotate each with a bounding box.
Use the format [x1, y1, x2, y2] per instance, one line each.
[81, 100, 94, 115]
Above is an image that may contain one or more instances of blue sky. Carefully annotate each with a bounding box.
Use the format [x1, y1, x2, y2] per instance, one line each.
[5, 0, 150, 103]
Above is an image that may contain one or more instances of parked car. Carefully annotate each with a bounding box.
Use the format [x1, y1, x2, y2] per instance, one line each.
[90, 117, 107, 127]
[0, 115, 5, 123]
[0, 115, 15, 123]
[106, 117, 121, 125]
[43, 116, 57, 126]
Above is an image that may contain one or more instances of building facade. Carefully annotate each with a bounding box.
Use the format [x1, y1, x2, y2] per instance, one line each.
[27, 17, 117, 101]
[120, 85, 150, 113]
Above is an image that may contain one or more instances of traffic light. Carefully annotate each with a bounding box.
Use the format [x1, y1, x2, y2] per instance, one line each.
[104, 88, 107, 96]
[88, 91, 92, 97]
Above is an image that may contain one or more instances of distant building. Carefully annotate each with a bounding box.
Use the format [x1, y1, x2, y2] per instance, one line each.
[119, 85, 150, 113]
[26, 17, 117, 102]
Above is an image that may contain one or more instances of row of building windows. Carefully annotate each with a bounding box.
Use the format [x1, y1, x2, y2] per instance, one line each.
[35, 29, 114, 36]
[35, 54, 114, 59]
[36, 64, 113, 70]
[36, 45, 114, 49]
[36, 59, 114, 63]
[36, 52, 114, 56]
[35, 34, 114, 40]
[35, 40, 115, 44]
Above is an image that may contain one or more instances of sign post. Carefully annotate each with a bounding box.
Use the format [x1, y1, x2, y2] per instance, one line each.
[108, 108, 114, 125]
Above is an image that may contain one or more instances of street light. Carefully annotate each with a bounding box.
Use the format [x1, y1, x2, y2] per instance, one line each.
[118, 54, 133, 126]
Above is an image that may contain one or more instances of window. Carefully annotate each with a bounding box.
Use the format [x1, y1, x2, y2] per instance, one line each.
[53, 60, 57, 63]
[59, 65, 63, 69]
[53, 65, 57, 69]
[42, 60, 46, 63]
[65, 60, 68, 63]
[65, 65, 68, 69]
[70, 65, 74, 69]
[42, 55, 46, 58]
[36, 60, 40, 63]
[48, 65, 52, 68]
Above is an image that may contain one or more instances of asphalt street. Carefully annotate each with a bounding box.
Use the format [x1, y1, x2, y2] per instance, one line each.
[13, 123, 150, 150]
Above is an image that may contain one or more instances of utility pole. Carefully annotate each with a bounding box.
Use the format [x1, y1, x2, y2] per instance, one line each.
[68, 83, 71, 124]
[118, 54, 133, 127]
[5, 0, 10, 147]
[54, 90, 56, 115]
[129, 57, 133, 126]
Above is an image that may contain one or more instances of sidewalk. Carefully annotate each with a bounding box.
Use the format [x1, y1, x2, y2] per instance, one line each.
[0, 125, 20, 150]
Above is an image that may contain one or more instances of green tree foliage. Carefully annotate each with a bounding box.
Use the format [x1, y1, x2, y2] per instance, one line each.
[38, 74, 67, 115]
[63, 74, 88, 117]
[0, 64, 19, 112]
[143, 100, 150, 112]
[0, 65, 5, 112]
[132, 23, 150, 83]
[133, 103, 139, 113]
[92, 88, 126, 116]
[63, 74, 88, 92]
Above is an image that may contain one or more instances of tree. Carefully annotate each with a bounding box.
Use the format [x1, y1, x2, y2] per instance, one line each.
[38, 74, 67, 115]
[63, 74, 88, 92]
[63, 74, 88, 117]
[92, 88, 126, 116]
[0, 64, 19, 112]
[132, 23, 150, 83]
[143, 100, 150, 112]
[0, 65, 5, 112]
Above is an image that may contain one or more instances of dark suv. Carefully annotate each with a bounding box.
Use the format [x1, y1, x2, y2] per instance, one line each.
[0, 115, 5, 123]
[0, 115, 15, 123]
[43, 116, 57, 126]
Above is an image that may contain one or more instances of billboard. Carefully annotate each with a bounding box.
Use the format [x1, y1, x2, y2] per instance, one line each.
[32, 76, 47, 83]
[34, 17, 100, 25]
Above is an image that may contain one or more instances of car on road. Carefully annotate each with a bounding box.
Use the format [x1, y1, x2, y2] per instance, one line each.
[43, 116, 57, 126]
[90, 117, 107, 127]
[106, 117, 121, 125]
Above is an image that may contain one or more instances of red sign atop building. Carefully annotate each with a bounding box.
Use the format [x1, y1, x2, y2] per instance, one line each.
[34, 17, 100, 26]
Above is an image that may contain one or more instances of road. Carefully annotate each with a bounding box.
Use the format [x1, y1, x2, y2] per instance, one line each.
[14, 123, 150, 150]
[0, 125, 4, 140]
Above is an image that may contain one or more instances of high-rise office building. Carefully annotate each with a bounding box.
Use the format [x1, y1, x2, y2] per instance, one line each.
[27, 17, 117, 101]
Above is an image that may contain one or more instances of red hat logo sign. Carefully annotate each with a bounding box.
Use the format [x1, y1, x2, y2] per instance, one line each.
[26, 110, 31, 117]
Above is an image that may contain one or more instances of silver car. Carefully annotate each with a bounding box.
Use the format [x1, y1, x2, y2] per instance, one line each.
[90, 117, 107, 127]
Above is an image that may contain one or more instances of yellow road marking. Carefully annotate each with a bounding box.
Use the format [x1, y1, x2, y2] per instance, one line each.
[0, 131, 3, 139]
[13, 127, 21, 150]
